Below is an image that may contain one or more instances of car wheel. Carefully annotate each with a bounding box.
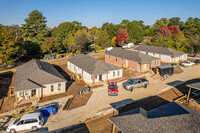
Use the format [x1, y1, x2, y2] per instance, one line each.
[10, 129, 16, 133]
[144, 84, 147, 88]
[130, 87, 133, 92]
[32, 126, 38, 131]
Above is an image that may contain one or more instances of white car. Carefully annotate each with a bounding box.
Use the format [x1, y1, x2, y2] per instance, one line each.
[122, 43, 134, 49]
[180, 61, 195, 67]
[7, 112, 44, 133]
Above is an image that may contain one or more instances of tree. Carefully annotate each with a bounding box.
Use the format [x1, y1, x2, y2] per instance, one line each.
[115, 29, 129, 46]
[63, 33, 75, 52]
[127, 22, 144, 43]
[96, 30, 110, 48]
[74, 29, 90, 52]
[189, 35, 200, 54]
[0, 26, 21, 65]
[182, 17, 200, 38]
[21, 10, 48, 44]
[121, 19, 130, 25]
[169, 17, 184, 28]
[41, 37, 58, 53]
[111, 37, 116, 47]
[153, 18, 169, 31]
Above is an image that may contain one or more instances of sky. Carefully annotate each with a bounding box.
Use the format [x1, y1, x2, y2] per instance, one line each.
[0, 0, 200, 28]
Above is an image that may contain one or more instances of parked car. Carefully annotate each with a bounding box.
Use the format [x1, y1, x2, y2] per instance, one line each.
[194, 59, 200, 64]
[105, 47, 113, 51]
[180, 61, 195, 67]
[7, 112, 44, 133]
[122, 43, 134, 49]
[122, 78, 149, 92]
[108, 81, 118, 96]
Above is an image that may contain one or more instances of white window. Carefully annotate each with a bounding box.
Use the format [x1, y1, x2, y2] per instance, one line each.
[113, 71, 115, 77]
[153, 53, 155, 55]
[25, 90, 29, 95]
[118, 71, 120, 76]
[146, 52, 148, 54]
[58, 83, 61, 91]
[19, 91, 24, 96]
[51, 85, 54, 92]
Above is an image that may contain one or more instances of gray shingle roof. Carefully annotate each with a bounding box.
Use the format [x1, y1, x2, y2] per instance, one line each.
[14, 59, 66, 92]
[67, 54, 122, 75]
[187, 82, 200, 90]
[109, 102, 200, 133]
[134, 45, 185, 57]
[105, 48, 160, 63]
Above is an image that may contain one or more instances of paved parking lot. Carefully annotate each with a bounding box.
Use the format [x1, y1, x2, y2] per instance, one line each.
[45, 65, 200, 131]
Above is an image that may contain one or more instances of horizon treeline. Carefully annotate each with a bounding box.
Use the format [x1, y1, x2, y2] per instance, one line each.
[0, 10, 200, 65]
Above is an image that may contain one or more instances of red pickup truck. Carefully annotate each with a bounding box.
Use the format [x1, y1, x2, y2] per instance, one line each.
[108, 81, 118, 96]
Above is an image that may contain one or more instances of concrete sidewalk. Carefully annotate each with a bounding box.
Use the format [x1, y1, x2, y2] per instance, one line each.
[45, 65, 200, 131]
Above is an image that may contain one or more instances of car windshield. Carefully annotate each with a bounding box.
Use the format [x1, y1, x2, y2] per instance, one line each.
[13, 119, 20, 125]
[128, 80, 133, 84]
[109, 85, 117, 89]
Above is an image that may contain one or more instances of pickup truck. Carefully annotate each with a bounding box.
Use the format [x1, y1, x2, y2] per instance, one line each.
[122, 78, 149, 92]
[108, 81, 118, 96]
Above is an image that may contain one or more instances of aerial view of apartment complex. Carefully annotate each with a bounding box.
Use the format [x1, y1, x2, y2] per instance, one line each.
[0, 0, 200, 133]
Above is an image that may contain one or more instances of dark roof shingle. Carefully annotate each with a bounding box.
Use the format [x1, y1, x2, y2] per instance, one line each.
[14, 59, 66, 92]
[105, 48, 160, 63]
[134, 45, 185, 57]
[68, 54, 122, 75]
[109, 102, 200, 133]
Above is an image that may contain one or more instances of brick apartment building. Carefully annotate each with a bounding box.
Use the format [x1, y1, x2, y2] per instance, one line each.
[105, 48, 160, 71]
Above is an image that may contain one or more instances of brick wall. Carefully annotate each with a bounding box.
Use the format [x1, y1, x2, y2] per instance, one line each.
[151, 60, 160, 68]
[128, 61, 139, 71]
[105, 54, 126, 67]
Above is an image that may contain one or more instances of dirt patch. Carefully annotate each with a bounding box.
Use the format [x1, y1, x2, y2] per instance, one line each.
[0, 71, 15, 113]
[174, 66, 184, 74]
[15, 102, 32, 108]
[123, 69, 148, 80]
[39, 93, 69, 103]
[89, 54, 105, 61]
[69, 91, 93, 110]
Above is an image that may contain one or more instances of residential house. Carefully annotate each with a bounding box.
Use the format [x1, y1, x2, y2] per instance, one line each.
[14, 59, 67, 101]
[105, 48, 160, 71]
[134, 45, 187, 62]
[109, 102, 200, 133]
[67, 54, 123, 84]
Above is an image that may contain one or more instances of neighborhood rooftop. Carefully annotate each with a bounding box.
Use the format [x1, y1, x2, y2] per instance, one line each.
[134, 45, 185, 57]
[109, 102, 200, 133]
[187, 82, 200, 90]
[105, 48, 160, 63]
[14, 59, 66, 92]
[67, 54, 122, 75]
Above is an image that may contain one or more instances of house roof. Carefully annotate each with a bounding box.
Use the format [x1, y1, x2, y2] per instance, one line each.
[157, 65, 174, 69]
[187, 82, 200, 90]
[105, 48, 160, 63]
[68, 54, 122, 75]
[134, 45, 185, 57]
[14, 59, 66, 92]
[109, 102, 200, 133]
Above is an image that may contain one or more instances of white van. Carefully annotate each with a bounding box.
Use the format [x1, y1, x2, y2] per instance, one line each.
[7, 112, 44, 133]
